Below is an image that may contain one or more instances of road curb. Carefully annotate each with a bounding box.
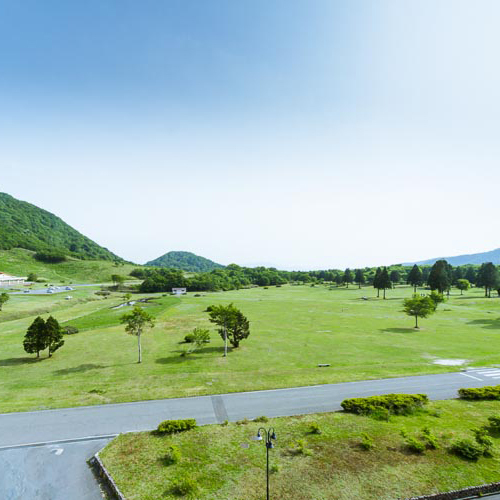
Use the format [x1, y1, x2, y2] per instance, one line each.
[405, 481, 500, 499]
[89, 451, 126, 500]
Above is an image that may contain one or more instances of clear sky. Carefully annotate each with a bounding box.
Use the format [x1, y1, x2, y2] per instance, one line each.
[1, 0, 499, 269]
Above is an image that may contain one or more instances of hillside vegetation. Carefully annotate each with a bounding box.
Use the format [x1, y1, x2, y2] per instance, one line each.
[145, 250, 224, 272]
[0, 192, 122, 261]
[0, 248, 137, 283]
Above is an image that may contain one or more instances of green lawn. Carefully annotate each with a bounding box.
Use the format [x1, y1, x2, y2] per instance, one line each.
[1, 284, 500, 412]
[100, 399, 500, 500]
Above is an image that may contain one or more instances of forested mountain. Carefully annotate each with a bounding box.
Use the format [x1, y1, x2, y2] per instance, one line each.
[404, 248, 500, 267]
[0, 192, 122, 261]
[145, 251, 224, 272]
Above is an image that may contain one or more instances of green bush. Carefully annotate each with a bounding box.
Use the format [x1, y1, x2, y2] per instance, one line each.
[405, 436, 426, 454]
[458, 386, 500, 401]
[170, 476, 199, 497]
[487, 415, 500, 431]
[184, 333, 195, 343]
[450, 438, 485, 460]
[291, 439, 312, 456]
[370, 407, 391, 421]
[473, 427, 494, 456]
[309, 422, 322, 434]
[62, 325, 79, 335]
[422, 427, 439, 450]
[360, 433, 374, 450]
[253, 415, 269, 423]
[164, 445, 182, 465]
[156, 419, 197, 435]
[341, 393, 429, 415]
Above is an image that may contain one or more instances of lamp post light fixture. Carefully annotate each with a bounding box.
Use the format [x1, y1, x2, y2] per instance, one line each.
[256, 427, 277, 500]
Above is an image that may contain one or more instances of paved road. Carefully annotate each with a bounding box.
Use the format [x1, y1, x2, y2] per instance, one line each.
[1, 368, 499, 499]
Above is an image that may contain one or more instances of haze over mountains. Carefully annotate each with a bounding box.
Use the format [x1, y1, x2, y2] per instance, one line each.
[402, 248, 500, 267]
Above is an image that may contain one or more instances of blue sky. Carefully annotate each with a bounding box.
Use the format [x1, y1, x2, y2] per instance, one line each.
[1, 1, 499, 269]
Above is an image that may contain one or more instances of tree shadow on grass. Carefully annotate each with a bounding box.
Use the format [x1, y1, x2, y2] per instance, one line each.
[156, 346, 228, 364]
[379, 328, 418, 334]
[54, 363, 106, 375]
[467, 318, 500, 330]
[0, 357, 41, 367]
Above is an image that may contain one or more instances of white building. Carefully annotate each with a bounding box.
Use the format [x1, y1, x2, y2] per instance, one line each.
[172, 287, 187, 295]
[0, 272, 26, 287]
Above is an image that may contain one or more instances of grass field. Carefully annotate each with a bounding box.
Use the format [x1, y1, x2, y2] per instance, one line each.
[0, 247, 138, 283]
[100, 399, 500, 500]
[1, 283, 500, 412]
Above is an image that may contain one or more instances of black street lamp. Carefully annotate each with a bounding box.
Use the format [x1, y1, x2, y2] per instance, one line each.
[255, 427, 277, 500]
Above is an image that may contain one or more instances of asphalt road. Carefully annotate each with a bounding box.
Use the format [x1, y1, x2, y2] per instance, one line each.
[1, 368, 499, 500]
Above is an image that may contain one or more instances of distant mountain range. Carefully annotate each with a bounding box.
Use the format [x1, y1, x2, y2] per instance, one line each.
[0, 192, 122, 261]
[145, 251, 224, 272]
[403, 248, 500, 267]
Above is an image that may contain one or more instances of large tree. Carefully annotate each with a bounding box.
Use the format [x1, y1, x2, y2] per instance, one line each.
[45, 316, 65, 357]
[378, 267, 392, 299]
[403, 295, 435, 329]
[427, 260, 452, 294]
[207, 303, 250, 355]
[476, 262, 498, 298]
[343, 268, 353, 288]
[0, 292, 10, 311]
[407, 265, 423, 293]
[389, 270, 401, 285]
[120, 306, 155, 363]
[373, 267, 382, 298]
[23, 316, 48, 358]
[354, 269, 365, 289]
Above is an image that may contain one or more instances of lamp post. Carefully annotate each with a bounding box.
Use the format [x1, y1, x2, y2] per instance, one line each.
[255, 427, 277, 500]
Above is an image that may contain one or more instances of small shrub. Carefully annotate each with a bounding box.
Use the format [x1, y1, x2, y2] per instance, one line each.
[95, 291, 111, 296]
[253, 416, 269, 423]
[164, 445, 182, 465]
[405, 436, 426, 454]
[88, 388, 106, 395]
[220, 420, 229, 426]
[360, 433, 374, 450]
[488, 415, 500, 431]
[270, 464, 280, 473]
[422, 427, 439, 450]
[450, 438, 484, 460]
[309, 422, 322, 434]
[156, 419, 197, 435]
[194, 294, 201, 297]
[291, 439, 312, 456]
[458, 386, 500, 401]
[473, 427, 494, 456]
[62, 325, 79, 335]
[341, 394, 429, 415]
[184, 333, 195, 343]
[236, 418, 250, 425]
[170, 476, 198, 497]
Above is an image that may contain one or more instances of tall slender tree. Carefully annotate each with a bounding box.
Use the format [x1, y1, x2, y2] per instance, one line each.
[343, 268, 353, 288]
[427, 260, 452, 294]
[379, 267, 392, 299]
[373, 267, 382, 298]
[407, 265, 423, 293]
[354, 269, 365, 289]
[120, 306, 155, 363]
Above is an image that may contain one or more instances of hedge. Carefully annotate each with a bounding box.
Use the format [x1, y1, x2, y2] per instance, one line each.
[458, 386, 500, 401]
[341, 393, 429, 415]
[156, 419, 197, 435]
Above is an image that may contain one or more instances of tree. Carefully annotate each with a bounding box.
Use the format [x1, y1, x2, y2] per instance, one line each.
[27, 272, 38, 282]
[343, 268, 353, 288]
[123, 293, 132, 303]
[120, 306, 155, 363]
[407, 265, 423, 293]
[456, 279, 470, 295]
[335, 274, 343, 286]
[207, 303, 250, 355]
[427, 260, 451, 294]
[373, 267, 382, 297]
[45, 316, 65, 357]
[428, 291, 445, 311]
[389, 270, 401, 286]
[476, 262, 498, 298]
[0, 292, 10, 311]
[465, 267, 477, 285]
[354, 269, 365, 288]
[378, 267, 392, 299]
[403, 295, 435, 328]
[452, 267, 464, 284]
[111, 274, 125, 289]
[183, 327, 210, 355]
[23, 316, 48, 358]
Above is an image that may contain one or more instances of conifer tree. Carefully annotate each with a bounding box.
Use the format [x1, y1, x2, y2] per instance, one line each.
[407, 264, 423, 293]
[354, 269, 365, 288]
[379, 267, 392, 299]
[343, 268, 353, 288]
[427, 260, 451, 294]
[373, 267, 382, 297]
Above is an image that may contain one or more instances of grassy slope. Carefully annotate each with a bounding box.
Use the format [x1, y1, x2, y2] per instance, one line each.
[1, 284, 500, 412]
[0, 248, 138, 283]
[100, 400, 500, 500]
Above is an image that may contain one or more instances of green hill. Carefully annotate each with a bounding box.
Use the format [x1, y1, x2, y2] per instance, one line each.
[0, 192, 122, 261]
[145, 251, 224, 272]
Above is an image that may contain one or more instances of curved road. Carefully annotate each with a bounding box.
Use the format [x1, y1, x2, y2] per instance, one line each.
[1, 368, 499, 500]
